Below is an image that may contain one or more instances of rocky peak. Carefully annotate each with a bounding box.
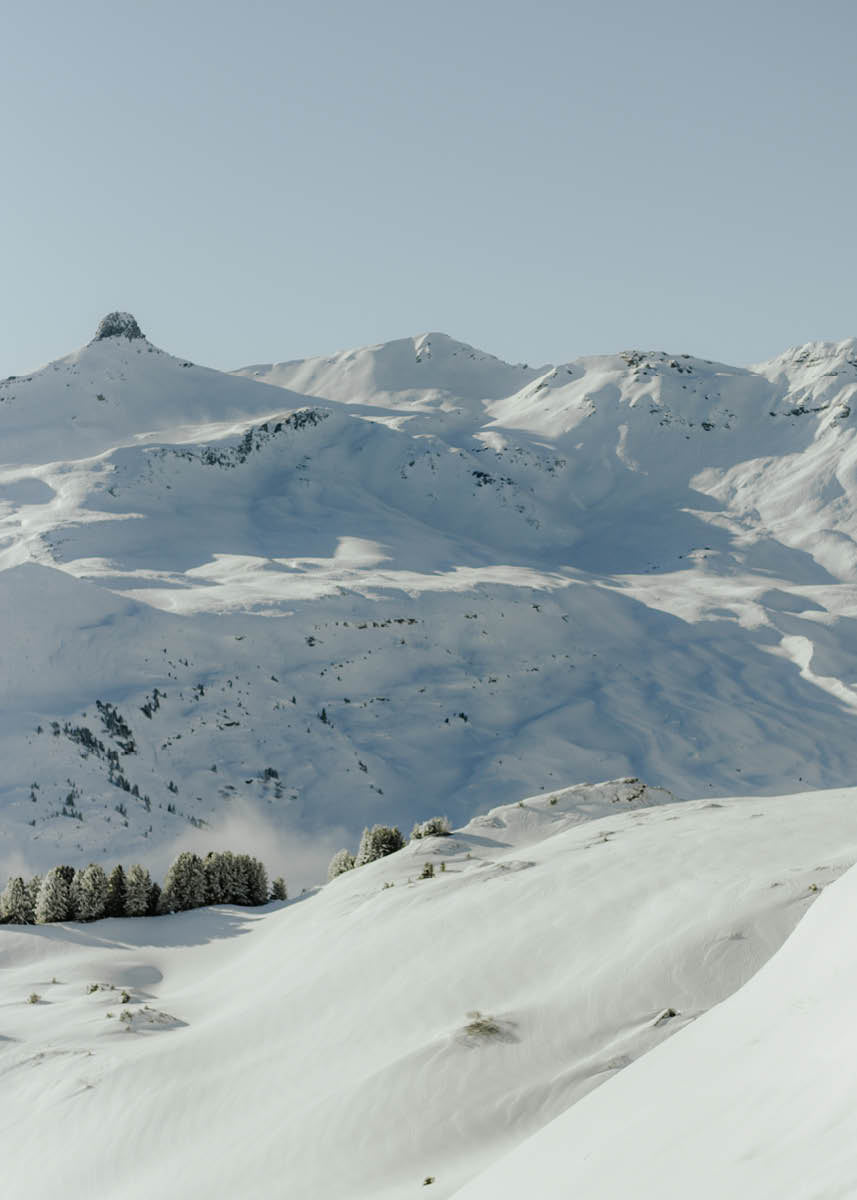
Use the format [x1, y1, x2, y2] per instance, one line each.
[93, 312, 144, 341]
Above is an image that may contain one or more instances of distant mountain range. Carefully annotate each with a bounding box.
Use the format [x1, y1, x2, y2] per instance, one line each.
[3, 313, 857, 885]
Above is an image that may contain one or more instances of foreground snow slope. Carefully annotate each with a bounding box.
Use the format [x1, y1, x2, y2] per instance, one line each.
[452, 816, 857, 1200]
[1, 782, 855, 1199]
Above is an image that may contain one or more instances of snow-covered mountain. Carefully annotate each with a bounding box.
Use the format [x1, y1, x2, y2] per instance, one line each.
[5, 314, 857, 1197]
[2, 781, 856, 1199]
[4, 315, 857, 886]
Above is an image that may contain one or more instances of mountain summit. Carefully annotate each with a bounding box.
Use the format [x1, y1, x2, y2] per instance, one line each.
[93, 311, 145, 341]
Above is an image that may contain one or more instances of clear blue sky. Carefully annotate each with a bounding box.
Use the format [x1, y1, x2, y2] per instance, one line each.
[4, 0, 856, 374]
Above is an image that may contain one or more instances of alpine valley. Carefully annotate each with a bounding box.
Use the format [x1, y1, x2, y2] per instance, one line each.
[2, 313, 857, 1198]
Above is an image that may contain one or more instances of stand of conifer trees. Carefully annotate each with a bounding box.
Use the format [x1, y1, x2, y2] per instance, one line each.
[0, 851, 286, 925]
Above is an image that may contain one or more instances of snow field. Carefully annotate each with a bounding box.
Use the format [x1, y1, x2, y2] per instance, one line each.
[451, 818, 857, 1199]
[1, 783, 856, 1198]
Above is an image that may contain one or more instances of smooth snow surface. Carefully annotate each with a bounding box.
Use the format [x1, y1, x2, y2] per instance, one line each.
[452, 815, 857, 1200]
[2, 783, 855, 1199]
[4, 321, 857, 877]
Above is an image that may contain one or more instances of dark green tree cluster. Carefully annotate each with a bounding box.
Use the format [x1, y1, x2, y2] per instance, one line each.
[0, 851, 284, 926]
[328, 824, 405, 880]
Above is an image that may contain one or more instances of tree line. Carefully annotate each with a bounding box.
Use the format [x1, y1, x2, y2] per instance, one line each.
[0, 850, 287, 926]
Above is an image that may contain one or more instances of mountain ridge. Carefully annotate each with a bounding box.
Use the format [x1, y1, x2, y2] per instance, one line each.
[4, 315, 857, 887]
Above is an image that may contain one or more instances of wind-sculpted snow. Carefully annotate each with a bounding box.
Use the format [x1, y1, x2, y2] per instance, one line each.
[1, 784, 856, 1199]
[451, 801, 857, 1200]
[3, 320, 857, 878]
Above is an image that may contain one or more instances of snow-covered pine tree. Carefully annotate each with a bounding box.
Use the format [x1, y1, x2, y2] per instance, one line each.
[244, 856, 269, 906]
[203, 850, 233, 904]
[355, 825, 405, 866]
[105, 864, 128, 917]
[147, 881, 161, 916]
[0, 876, 33, 924]
[72, 864, 109, 921]
[125, 864, 152, 916]
[69, 869, 84, 919]
[160, 851, 206, 913]
[229, 854, 252, 905]
[270, 877, 288, 901]
[35, 867, 73, 923]
[327, 848, 356, 880]
[203, 851, 222, 903]
[410, 815, 452, 839]
[26, 875, 42, 915]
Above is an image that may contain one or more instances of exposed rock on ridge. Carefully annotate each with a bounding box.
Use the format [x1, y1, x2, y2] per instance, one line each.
[93, 311, 144, 341]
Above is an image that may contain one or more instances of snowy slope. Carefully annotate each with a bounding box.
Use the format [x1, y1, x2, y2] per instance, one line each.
[1, 783, 855, 1200]
[4, 315, 857, 881]
[0, 313, 308, 464]
[235, 331, 543, 412]
[451, 803, 857, 1200]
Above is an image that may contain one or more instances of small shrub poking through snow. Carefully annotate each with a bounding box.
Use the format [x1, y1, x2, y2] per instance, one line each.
[420, 862, 435, 879]
[464, 1011, 502, 1038]
[27, 993, 41, 1005]
[459, 1011, 518, 1044]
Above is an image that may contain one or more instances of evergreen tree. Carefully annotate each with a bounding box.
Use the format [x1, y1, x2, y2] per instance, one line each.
[0, 876, 33, 924]
[147, 881, 162, 916]
[327, 848, 356, 880]
[105, 864, 128, 918]
[35, 867, 73, 924]
[270, 877, 288, 901]
[229, 854, 252, 905]
[160, 851, 206, 913]
[203, 850, 222, 903]
[69, 869, 85, 919]
[125, 864, 152, 916]
[410, 815, 452, 840]
[204, 850, 234, 904]
[26, 875, 42, 916]
[244, 856, 269, 906]
[355, 825, 405, 867]
[72, 864, 109, 921]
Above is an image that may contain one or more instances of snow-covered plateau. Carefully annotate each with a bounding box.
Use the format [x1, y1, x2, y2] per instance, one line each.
[3, 315, 857, 1195]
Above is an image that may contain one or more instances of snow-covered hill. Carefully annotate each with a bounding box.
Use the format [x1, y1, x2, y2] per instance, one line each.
[0, 312, 306, 464]
[452, 793, 857, 1200]
[4, 315, 857, 883]
[1, 782, 855, 1199]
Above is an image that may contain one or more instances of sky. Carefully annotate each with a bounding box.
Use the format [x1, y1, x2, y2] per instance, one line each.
[3, 0, 857, 375]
